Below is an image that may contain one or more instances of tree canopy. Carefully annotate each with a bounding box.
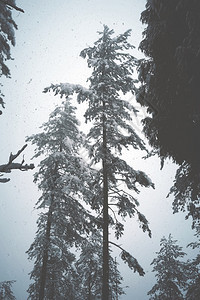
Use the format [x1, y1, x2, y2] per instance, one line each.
[138, 0, 200, 228]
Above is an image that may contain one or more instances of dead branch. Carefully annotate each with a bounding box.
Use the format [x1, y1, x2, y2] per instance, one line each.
[0, 144, 34, 183]
[1, 0, 24, 13]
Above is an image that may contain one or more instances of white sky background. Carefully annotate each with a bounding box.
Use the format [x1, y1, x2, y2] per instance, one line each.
[0, 1, 197, 299]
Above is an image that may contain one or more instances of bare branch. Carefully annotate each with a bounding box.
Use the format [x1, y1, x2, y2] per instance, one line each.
[108, 206, 118, 222]
[0, 144, 34, 183]
[8, 144, 27, 164]
[0, 162, 34, 172]
[0, 177, 10, 183]
[1, 0, 24, 13]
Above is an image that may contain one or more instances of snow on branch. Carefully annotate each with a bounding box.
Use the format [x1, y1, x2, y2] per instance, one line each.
[43, 83, 93, 103]
[0, 144, 34, 183]
[109, 241, 145, 276]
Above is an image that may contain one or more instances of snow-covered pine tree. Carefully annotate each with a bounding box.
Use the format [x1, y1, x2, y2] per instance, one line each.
[75, 232, 125, 299]
[148, 234, 187, 300]
[0, 280, 16, 300]
[26, 99, 97, 300]
[44, 25, 154, 300]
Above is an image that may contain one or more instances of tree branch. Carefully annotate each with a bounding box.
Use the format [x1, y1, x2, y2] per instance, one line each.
[0, 177, 10, 183]
[0, 144, 34, 182]
[109, 241, 145, 276]
[1, 0, 24, 13]
[109, 241, 124, 252]
[108, 206, 118, 223]
[8, 144, 27, 164]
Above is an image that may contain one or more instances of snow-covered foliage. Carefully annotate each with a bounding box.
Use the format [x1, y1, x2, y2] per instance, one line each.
[148, 234, 187, 300]
[0, 280, 16, 300]
[75, 233, 125, 299]
[26, 99, 97, 299]
[120, 249, 144, 276]
[79, 25, 154, 249]
[44, 25, 154, 282]
[0, 0, 19, 109]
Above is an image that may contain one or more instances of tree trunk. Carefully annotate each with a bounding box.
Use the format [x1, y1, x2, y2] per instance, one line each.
[115, 257, 118, 300]
[102, 101, 109, 300]
[88, 264, 92, 300]
[39, 207, 52, 300]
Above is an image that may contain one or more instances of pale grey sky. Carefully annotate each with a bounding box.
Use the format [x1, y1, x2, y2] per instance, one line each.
[0, 1, 196, 299]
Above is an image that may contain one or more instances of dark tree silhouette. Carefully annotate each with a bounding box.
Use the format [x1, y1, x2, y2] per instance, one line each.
[137, 0, 200, 228]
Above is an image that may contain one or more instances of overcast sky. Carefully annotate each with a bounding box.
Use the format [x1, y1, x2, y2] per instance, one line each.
[0, 1, 197, 299]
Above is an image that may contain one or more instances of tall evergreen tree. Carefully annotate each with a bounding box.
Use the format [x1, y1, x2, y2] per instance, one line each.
[44, 25, 154, 300]
[0, 280, 16, 300]
[148, 234, 187, 300]
[137, 0, 200, 228]
[26, 99, 96, 299]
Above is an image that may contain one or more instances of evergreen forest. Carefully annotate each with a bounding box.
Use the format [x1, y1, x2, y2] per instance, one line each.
[0, 1, 200, 299]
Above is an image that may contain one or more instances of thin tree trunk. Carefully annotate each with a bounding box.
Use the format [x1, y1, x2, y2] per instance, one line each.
[102, 100, 109, 300]
[39, 163, 58, 300]
[51, 270, 55, 300]
[39, 207, 52, 300]
[115, 257, 118, 300]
